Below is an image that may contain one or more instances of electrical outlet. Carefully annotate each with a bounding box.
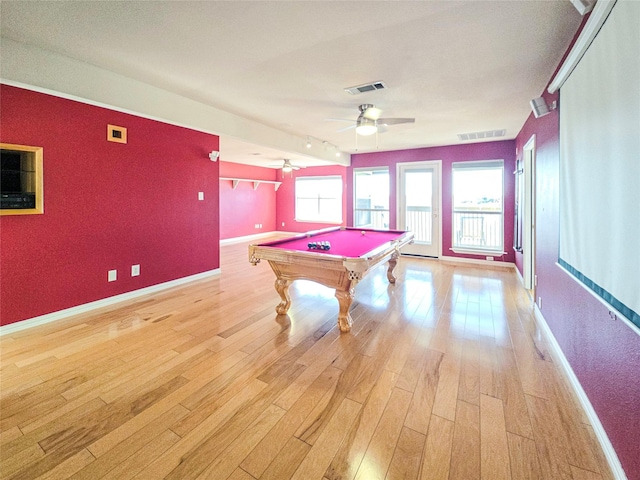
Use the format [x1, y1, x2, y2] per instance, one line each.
[538, 296, 542, 309]
[534, 275, 538, 286]
[108, 270, 117, 282]
[198, 192, 204, 201]
[282, 222, 285, 227]
[131, 264, 140, 277]
[486, 256, 494, 261]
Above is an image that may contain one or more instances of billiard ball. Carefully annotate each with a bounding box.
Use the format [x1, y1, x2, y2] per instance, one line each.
[361, 231, 366, 235]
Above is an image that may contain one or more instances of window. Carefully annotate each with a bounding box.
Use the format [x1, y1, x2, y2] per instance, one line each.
[295, 176, 342, 223]
[452, 161, 504, 253]
[353, 168, 389, 229]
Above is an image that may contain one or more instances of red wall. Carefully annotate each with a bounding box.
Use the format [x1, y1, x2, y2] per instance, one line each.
[515, 50, 640, 480]
[0, 85, 220, 327]
[275, 165, 348, 233]
[219, 162, 277, 239]
[347, 141, 516, 263]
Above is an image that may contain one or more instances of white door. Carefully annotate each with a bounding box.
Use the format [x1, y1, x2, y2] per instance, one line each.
[397, 161, 441, 257]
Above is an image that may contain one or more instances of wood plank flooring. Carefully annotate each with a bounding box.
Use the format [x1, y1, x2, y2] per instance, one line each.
[0, 239, 614, 479]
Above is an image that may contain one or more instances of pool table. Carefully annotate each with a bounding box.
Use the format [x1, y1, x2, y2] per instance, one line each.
[248, 227, 414, 332]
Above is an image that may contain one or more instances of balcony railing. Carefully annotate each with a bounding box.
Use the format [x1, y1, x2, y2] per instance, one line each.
[356, 206, 433, 243]
[354, 209, 389, 229]
[406, 206, 432, 243]
[355, 207, 503, 252]
[453, 211, 503, 250]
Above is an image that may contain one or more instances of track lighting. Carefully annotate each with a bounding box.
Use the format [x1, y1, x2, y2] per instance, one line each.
[304, 137, 342, 159]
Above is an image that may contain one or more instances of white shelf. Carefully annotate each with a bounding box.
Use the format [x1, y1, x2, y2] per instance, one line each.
[220, 177, 282, 191]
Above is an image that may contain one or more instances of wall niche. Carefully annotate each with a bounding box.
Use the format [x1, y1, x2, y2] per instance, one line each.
[0, 143, 44, 215]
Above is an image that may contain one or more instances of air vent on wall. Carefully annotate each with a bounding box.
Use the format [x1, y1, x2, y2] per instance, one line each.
[344, 81, 387, 95]
[457, 129, 506, 141]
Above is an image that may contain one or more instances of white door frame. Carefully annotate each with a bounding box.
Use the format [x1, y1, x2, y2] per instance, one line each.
[523, 135, 536, 290]
[396, 160, 442, 257]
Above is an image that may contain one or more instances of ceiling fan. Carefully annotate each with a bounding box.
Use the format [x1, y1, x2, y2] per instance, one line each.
[334, 104, 415, 136]
[269, 159, 304, 174]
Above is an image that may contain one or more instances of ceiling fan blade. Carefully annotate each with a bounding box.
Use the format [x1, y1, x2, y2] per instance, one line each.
[363, 106, 383, 120]
[324, 118, 354, 123]
[377, 117, 415, 126]
[337, 124, 356, 133]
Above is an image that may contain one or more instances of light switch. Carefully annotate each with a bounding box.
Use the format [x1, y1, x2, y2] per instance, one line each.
[198, 192, 204, 201]
[108, 270, 117, 282]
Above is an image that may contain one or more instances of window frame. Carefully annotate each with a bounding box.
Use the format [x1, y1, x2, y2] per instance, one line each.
[451, 160, 505, 255]
[294, 175, 343, 224]
[353, 166, 390, 230]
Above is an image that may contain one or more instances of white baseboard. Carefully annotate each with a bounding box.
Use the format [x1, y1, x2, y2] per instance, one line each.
[533, 304, 627, 480]
[0, 269, 221, 336]
[514, 263, 525, 285]
[439, 254, 515, 269]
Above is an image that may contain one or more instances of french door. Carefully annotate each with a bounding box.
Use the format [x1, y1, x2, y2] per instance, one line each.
[397, 161, 441, 257]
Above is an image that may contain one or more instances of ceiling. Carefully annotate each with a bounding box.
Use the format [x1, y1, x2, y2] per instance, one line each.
[0, 1, 583, 169]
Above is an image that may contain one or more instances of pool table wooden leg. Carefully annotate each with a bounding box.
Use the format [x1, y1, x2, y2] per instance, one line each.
[274, 278, 292, 314]
[335, 288, 354, 332]
[386, 251, 399, 284]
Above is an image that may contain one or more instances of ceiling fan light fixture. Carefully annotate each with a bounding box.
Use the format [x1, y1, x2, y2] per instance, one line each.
[356, 117, 377, 136]
[282, 159, 295, 173]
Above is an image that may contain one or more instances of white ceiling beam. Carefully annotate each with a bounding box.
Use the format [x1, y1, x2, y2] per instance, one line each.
[0, 38, 350, 166]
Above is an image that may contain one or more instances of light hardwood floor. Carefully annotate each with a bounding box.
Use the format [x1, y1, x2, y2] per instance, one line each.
[0, 239, 614, 479]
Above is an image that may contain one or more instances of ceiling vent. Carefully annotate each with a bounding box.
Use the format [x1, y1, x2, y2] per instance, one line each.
[344, 81, 387, 95]
[457, 129, 506, 141]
